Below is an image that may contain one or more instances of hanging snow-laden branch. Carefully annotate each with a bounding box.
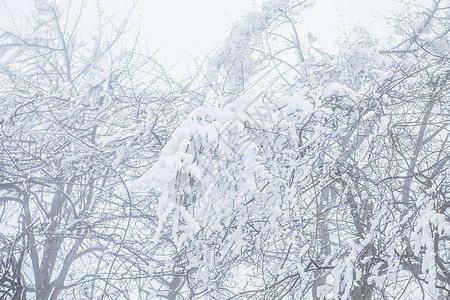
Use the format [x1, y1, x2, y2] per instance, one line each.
[140, 1, 450, 298]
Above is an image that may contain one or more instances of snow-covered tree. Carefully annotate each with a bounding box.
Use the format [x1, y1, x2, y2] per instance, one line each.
[140, 0, 450, 299]
[0, 1, 197, 298]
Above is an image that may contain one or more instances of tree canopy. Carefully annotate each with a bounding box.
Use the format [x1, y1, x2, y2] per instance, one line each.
[0, 0, 449, 299]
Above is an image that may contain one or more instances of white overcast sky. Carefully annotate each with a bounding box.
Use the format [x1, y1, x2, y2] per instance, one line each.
[0, 0, 418, 74]
[135, 0, 405, 68]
